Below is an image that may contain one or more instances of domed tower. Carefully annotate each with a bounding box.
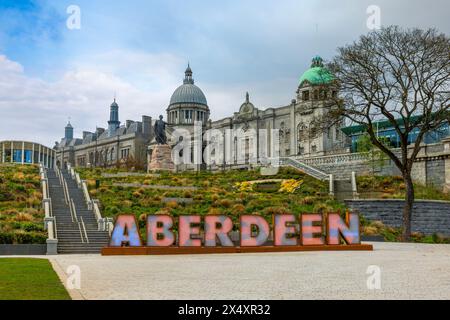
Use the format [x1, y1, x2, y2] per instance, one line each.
[167, 64, 210, 126]
[295, 56, 344, 156]
[296, 55, 337, 103]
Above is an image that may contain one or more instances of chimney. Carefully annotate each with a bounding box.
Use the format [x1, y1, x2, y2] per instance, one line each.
[96, 128, 105, 136]
[142, 115, 152, 136]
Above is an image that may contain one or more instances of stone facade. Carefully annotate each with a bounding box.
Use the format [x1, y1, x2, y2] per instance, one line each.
[345, 199, 450, 236]
[55, 100, 153, 169]
[164, 57, 348, 171]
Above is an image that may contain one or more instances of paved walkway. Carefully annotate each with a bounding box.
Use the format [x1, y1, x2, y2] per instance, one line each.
[4, 242, 450, 299]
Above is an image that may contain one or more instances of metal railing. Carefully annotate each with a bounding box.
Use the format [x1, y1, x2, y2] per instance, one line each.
[66, 164, 113, 234]
[80, 216, 89, 244]
[40, 163, 58, 254]
[279, 157, 330, 181]
[69, 198, 78, 223]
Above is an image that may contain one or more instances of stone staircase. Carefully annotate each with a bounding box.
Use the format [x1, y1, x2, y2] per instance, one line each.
[279, 157, 329, 181]
[278, 157, 358, 200]
[47, 169, 110, 254]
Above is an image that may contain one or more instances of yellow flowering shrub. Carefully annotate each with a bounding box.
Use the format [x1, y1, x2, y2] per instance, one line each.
[279, 179, 303, 193]
[235, 181, 254, 192]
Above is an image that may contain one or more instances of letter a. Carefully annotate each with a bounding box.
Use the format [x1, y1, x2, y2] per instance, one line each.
[110, 215, 142, 247]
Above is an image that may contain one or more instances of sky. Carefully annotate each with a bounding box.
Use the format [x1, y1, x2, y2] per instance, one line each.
[0, 0, 449, 147]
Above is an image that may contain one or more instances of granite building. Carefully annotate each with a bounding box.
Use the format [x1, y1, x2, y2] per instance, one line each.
[54, 99, 153, 169]
[163, 56, 348, 170]
[56, 56, 350, 171]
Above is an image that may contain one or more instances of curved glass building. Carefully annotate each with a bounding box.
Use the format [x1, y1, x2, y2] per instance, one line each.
[0, 140, 55, 168]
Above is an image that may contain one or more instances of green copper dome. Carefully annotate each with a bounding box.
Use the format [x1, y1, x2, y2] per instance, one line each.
[299, 56, 335, 86]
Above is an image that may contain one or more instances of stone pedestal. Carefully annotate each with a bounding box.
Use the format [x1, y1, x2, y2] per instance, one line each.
[149, 144, 175, 172]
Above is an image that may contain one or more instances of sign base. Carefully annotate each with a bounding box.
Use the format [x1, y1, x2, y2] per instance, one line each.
[101, 244, 373, 256]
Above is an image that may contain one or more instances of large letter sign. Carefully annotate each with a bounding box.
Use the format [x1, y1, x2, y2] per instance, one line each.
[104, 212, 371, 255]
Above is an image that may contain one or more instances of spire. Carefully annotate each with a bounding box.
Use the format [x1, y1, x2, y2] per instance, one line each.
[246, 92, 250, 103]
[65, 117, 74, 140]
[108, 97, 120, 136]
[65, 117, 73, 128]
[184, 63, 194, 84]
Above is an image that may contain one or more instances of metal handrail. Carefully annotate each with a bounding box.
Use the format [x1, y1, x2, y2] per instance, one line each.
[64, 180, 70, 205]
[68, 167, 111, 233]
[80, 216, 89, 244]
[53, 216, 58, 239]
[70, 198, 78, 223]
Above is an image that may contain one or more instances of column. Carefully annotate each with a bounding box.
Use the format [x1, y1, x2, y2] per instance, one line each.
[290, 102, 296, 156]
[31, 143, 35, 164]
[21, 141, 25, 164]
[38, 144, 42, 164]
[46, 148, 50, 168]
[11, 141, 13, 163]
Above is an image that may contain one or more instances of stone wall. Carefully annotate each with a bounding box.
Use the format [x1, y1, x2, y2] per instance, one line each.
[345, 199, 450, 236]
[313, 159, 399, 180]
[0, 244, 47, 255]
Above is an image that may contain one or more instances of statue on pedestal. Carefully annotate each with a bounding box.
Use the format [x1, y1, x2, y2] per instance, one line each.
[149, 115, 174, 172]
[154, 115, 167, 145]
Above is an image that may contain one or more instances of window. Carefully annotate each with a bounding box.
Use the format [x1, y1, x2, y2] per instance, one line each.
[314, 90, 319, 100]
[121, 148, 130, 159]
[311, 145, 317, 153]
[303, 91, 310, 101]
[185, 110, 193, 123]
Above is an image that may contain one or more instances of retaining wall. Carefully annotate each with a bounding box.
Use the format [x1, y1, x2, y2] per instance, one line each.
[345, 199, 450, 236]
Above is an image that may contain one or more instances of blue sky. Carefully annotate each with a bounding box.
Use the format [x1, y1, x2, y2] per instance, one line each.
[0, 0, 449, 146]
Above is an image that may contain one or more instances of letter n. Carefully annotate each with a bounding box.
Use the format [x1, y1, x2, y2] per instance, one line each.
[327, 212, 360, 245]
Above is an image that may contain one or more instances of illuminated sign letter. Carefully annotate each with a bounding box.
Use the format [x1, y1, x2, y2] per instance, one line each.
[274, 214, 298, 246]
[110, 215, 142, 247]
[327, 212, 360, 245]
[301, 214, 325, 246]
[240, 215, 270, 247]
[179, 216, 202, 247]
[204, 215, 234, 247]
[147, 215, 175, 247]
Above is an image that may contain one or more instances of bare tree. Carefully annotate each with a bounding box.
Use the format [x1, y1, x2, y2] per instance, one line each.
[329, 26, 450, 240]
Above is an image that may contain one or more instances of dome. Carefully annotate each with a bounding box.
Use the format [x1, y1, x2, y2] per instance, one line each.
[169, 65, 208, 107]
[299, 56, 335, 87]
[170, 84, 208, 106]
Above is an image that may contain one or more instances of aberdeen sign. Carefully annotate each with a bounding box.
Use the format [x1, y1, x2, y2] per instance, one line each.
[102, 212, 373, 255]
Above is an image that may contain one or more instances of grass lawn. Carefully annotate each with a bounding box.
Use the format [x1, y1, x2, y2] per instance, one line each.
[0, 258, 71, 300]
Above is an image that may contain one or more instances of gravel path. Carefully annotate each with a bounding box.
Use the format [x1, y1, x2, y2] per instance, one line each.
[4, 242, 450, 300]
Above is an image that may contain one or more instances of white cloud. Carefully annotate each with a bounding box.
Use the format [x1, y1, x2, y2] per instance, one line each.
[0, 52, 182, 147]
[0, 51, 296, 148]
